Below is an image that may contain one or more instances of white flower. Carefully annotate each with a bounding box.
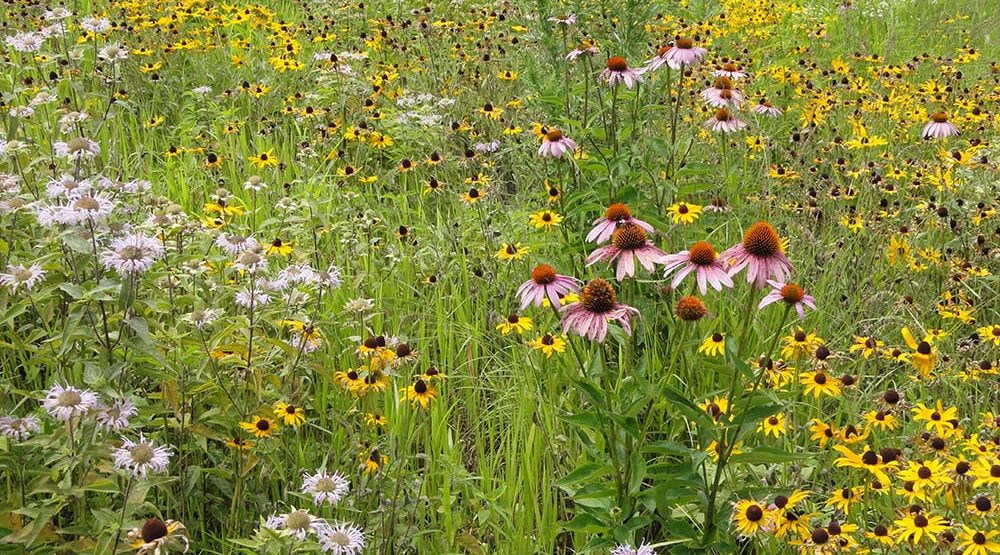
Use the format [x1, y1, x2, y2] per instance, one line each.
[98, 43, 128, 62]
[192, 86, 213, 95]
[316, 264, 342, 289]
[185, 308, 222, 330]
[46, 174, 90, 199]
[80, 16, 111, 33]
[102, 234, 164, 275]
[232, 250, 267, 274]
[264, 508, 325, 541]
[53, 192, 115, 225]
[301, 470, 349, 505]
[215, 233, 259, 255]
[243, 175, 267, 192]
[317, 522, 365, 555]
[279, 264, 316, 285]
[9, 106, 35, 118]
[0, 263, 46, 292]
[0, 139, 29, 156]
[235, 288, 271, 309]
[44, 7, 71, 20]
[113, 434, 172, 478]
[52, 137, 100, 160]
[42, 383, 98, 421]
[96, 399, 138, 430]
[0, 414, 41, 441]
[5, 32, 44, 52]
[611, 543, 657, 555]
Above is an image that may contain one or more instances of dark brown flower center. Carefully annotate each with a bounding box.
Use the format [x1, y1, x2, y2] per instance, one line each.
[713, 76, 733, 90]
[742, 221, 781, 257]
[545, 129, 564, 142]
[611, 223, 648, 250]
[604, 203, 632, 221]
[675, 296, 707, 321]
[745, 504, 764, 522]
[781, 284, 805, 303]
[414, 380, 428, 394]
[714, 108, 732, 121]
[676, 37, 693, 49]
[581, 279, 617, 313]
[606, 56, 628, 72]
[141, 518, 168, 542]
[256, 419, 270, 431]
[531, 264, 557, 285]
[931, 112, 949, 123]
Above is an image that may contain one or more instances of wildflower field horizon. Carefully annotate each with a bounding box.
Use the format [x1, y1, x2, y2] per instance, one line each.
[0, 0, 998, 553]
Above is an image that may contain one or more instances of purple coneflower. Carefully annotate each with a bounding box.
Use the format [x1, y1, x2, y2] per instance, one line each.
[560, 279, 639, 342]
[602, 56, 644, 89]
[758, 280, 816, 320]
[921, 112, 959, 139]
[701, 76, 744, 108]
[587, 203, 653, 244]
[566, 44, 599, 62]
[705, 108, 746, 133]
[516, 264, 580, 309]
[713, 62, 747, 80]
[661, 241, 734, 294]
[538, 129, 578, 159]
[586, 222, 667, 281]
[752, 101, 783, 117]
[663, 37, 708, 67]
[644, 45, 679, 72]
[720, 221, 793, 289]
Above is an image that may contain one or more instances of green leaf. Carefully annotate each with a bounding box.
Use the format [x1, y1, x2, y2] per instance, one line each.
[554, 463, 608, 488]
[730, 446, 810, 464]
[627, 452, 647, 494]
[557, 411, 602, 430]
[562, 513, 608, 534]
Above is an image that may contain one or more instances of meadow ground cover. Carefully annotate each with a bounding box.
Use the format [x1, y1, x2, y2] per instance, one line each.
[0, 0, 998, 552]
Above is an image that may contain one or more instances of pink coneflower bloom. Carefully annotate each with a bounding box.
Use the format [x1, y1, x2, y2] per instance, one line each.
[587, 203, 653, 244]
[585, 222, 667, 281]
[713, 62, 747, 80]
[602, 56, 644, 89]
[547, 13, 576, 25]
[660, 241, 734, 294]
[560, 279, 639, 342]
[516, 264, 580, 309]
[921, 112, 959, 139]
[701, 76, 744, 108]
[704, 108, 746, 133]
[752, 101, 783, 117]
[720, 221, 793, 289]
[644, 45, 679, 72]
[758, 280, 816, 320]
[538, 129, 578, 159]
[663, 38, 708, 67]
[566, 44, 599, 62]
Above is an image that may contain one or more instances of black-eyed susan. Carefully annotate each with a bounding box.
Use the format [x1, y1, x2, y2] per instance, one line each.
[892, 511, 949, 544]
[240, 416, 279, 438]
[912, 401, 958, 437]
[248, 149, 279, 169]
[667, 202, 702, 224]
[800, 370, 841, 398]
[528, 333, 565, 357]
[495, 242, 530, 261]
[273, 402, 306, 427]
[698, 332, 726, 357]
[809, 419, 837, 448]
[461, 187, 485, 204]
[824, 486, 864, 513]
[849, 335, 883, 358]
[731, 499, 772, 537]
[225, 437, 255, 451]
[266, 238, 293, 256]
[757, 413, 786, 437]
[529, 210, 563, 231]
[782, 328, 823, 360]
[402, 379, 438, 409]
[969, 458, 1000, 488]
[364, 413, 388, 429]
[361, 449, 388, 474]
[957, 527, 1000, 555]
[497, 314, 532, 335]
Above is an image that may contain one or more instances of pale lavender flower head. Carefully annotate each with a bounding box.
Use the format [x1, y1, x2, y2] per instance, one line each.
[661, 241, 734, 294]
[0, 414, 41, 441]
[101, 234, 164, 275]
[185, 308, 222, 330]
[317, 521, 365, 555]
[42, 383, 98, 421]
[585, 222, 667, 281]
[538, 129, 578, 159]
[560, 279, 639, 342]
[96, 399, 138, 431]
[587, 203, 654, 244]
[113, 434, 172, 478]
[236, 288, 271, 309]
[301, 470, 350, 505]
[758, 280, 816, 320]
[516, 264, 580, 310]
[547, 13, 576, 25]
[602, 56, 644, 89]
[719, 221, 793, 289]
[612, 543, 658, 555]
[52, 137, 100, 161]
[54, 192, 115, 225]
[922, 112, 959, 139]
[215, 233, 259, 255]
[0, 263, 46, 292]
[232, 249, 268, 275]
[265, 508, 326, 541]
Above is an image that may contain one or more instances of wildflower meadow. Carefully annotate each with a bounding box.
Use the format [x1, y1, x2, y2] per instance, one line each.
[0, 0, 998, 553]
